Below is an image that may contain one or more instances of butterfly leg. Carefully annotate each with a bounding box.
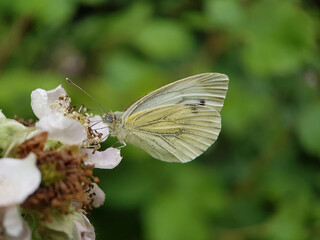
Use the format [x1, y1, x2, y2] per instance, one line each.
[112, 141, 127, 149]
[118, 141, 127, 149]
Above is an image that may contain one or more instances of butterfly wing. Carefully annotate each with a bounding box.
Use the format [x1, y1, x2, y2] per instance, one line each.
[123, 104, 221, 162]
[122, 73, 229, 121]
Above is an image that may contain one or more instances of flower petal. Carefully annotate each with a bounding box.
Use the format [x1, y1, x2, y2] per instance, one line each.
[7, 222, 31, 240]
[36, 112, 87, 145]
[89, 115, 109, 141]
[31, 85, 67, 119]
[0, 207, 31, 240]
[89, 183, 105, 208]
[3, 206, 23, 237]
[81, 147, 122, 169]
[0, 109, 5, 119]
[47, 85, 67, 107]
[0, 153, 41, 206]
[73, 213, 95, 240]
[31, 88, 50, 119]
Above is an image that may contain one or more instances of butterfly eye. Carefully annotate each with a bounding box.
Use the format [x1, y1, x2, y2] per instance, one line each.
[105, 115, 114, 123]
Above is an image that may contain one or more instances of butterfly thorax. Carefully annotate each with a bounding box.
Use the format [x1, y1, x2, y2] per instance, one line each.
[102, 111, 127, 142]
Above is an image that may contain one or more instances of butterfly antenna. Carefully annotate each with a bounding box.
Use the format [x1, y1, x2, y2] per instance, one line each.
[66, 78, 107, 113]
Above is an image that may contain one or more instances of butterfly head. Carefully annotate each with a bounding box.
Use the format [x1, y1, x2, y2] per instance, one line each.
[103, 111, 124, 137]
[105, 113, 115, 123]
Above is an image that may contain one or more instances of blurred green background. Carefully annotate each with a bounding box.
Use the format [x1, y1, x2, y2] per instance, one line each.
[1, 0, 319, 239]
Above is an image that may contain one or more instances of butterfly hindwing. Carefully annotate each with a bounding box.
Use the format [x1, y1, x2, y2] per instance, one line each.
[123, 104, 221, 162]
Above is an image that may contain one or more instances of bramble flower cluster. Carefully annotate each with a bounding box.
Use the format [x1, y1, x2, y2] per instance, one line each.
[0, 85, 122, 240]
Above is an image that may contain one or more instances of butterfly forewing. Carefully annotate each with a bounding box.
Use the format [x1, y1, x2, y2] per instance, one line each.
[123, 104, 221, 162]
[121, 73, 228, 121]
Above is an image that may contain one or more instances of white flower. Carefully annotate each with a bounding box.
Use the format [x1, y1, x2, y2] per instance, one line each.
[36, 112, 87, 145]
[72, 184, 104, 239]
[31, 85, 67, 119]
[0, 207, 31, 240]
[89, 183, 105, 208]
[44, 212, 95, 240]
[72, 213, 95, 240]
[88, 115, 109, 141]
[0, 153, 41, 240]
[0, 153, 40, 206]
[31, 85, 109, 145]
[31, 85, 87, 145]
[31, 85, 122, 168]
[81, 148, 122, 169]
[72, 183, 105, 211]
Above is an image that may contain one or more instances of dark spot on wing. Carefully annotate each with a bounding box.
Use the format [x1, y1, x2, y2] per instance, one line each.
[177, 97, 186, 104]
[186, 104, 198, 114]
[199, 99, 205, 106]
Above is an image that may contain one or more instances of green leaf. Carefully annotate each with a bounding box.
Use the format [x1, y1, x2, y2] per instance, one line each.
[242, 1, 316, 75]
[133, 19, 195, 60]
[14, 0, 76, 26]
[297, 103, 320, 156]
[204, 0, 245, 30]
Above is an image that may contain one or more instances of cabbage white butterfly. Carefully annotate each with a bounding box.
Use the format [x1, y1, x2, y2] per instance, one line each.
[103, 73, 228, 163]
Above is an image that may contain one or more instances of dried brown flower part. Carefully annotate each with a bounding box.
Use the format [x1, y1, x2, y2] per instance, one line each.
[16, 131, 48, 158]
[14, 115, 35, 127]
[17, 132, 99, 221]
